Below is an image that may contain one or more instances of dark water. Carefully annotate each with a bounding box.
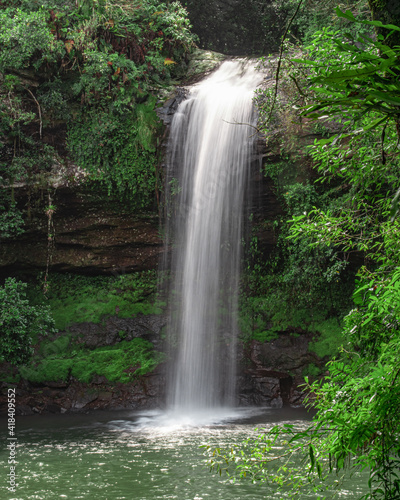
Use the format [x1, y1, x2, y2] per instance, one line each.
[1, 407, 367, 500]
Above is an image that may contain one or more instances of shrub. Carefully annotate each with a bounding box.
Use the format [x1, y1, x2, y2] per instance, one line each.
[0, 278, 56, 364]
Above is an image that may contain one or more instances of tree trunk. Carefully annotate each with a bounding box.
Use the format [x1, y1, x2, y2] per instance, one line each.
[368, 0, 400, 47]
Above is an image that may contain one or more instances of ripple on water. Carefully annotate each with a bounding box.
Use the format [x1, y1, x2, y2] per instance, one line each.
[1, 408, 366, 500]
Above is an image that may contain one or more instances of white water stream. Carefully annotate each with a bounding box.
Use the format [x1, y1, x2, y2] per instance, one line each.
[165, 60, 264, 413]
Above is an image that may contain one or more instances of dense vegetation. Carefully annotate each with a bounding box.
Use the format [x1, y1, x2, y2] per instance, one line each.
[0, 0, 196, 240]
[238, 0, 371, 354]
[0, 269, 162, 384]
[207, 2, 400, 499]
[0, 0, 195, 379]
[0, 277, 56, 364]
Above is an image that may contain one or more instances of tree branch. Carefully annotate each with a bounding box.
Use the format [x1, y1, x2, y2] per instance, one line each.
[266, 0, 304, 124]
[23, 86, 42, 140]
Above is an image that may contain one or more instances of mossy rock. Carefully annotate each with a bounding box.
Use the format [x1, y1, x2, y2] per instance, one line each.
[19, 338, 165, 385]
[185, 49, 226, 83]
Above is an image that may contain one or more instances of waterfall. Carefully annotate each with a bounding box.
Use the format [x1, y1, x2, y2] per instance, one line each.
[165, 60, 263, 413]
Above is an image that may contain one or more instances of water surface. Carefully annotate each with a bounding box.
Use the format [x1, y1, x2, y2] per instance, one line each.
[1, 407, 367, 500]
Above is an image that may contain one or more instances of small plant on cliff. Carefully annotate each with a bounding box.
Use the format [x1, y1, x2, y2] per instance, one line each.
[0, 278, 56, 365]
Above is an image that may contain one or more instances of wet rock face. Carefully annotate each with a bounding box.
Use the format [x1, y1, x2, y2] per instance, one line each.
[0, 52, 282, 276]
[0, 324, 320, 415]
[5, 369, 166, 416]
[156, 49, 226, 125]
[67, 314, 166, 349]
[237, 373, 283, 408]
[157, 88, 189, 125]
[237, 334, 321, 408]
[0, 314, 168, 415]
[0, 186, 162, 275]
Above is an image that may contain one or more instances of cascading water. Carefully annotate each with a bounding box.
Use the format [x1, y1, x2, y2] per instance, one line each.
[165, 60, 263, 414]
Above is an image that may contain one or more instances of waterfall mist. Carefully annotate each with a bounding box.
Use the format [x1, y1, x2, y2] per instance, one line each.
[164, 60, 263, 413]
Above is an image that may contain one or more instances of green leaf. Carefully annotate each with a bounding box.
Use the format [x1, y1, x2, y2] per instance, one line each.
[336, 7, 400, 32]
[366, 91, 400, 107]
[309, 444, 315, 471]
[362, 116, 388, 132]
[335, 8, 356, 22]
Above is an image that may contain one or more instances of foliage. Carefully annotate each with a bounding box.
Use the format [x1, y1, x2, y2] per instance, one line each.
[290, 0, 370, 45]
[216, 10, 400, 500]
[249, 4, 400, 348]
[256, 4, 371, 147]
[1, 72, 63, 239]
[0, 278, 56, 365]
[0, 1, 195, 84]
[67, 97, 160, 202]
[27, 270, 162, 330]
[241, 164, 354, 340]
[239, 265, 349, 343]
[206, 272, 400, 499]
[240, 266, 346, 357]
[308, 318, 343, 358]
[0, 203, 24, 238]
[302, 362, 321, 378]
[0, 8, 64, 70]
[238, 292, 279, 343]
[0, 0, 196, 227]
[19, 337, 164, 383]
[297, 9, 400, 137]
[285, 17, 400, 278]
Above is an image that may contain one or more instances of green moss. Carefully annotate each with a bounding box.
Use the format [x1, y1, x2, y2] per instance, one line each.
[239, 285, 331, 343]
[67, 102, 161, 207]
[28, 270, 161, 330]
[0, 373, 21, 384]
[20, 358, 73, 383]
[39, 335, 72, 357]
[252, 330, 279, 343]
[302, 363, 322, 378]
[17, 270, 166, 385]
[19, 338, 164, 384]
[239, 296, 277, 342]
[51, 294, 160, 331]
[309, 318, 343, 358]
